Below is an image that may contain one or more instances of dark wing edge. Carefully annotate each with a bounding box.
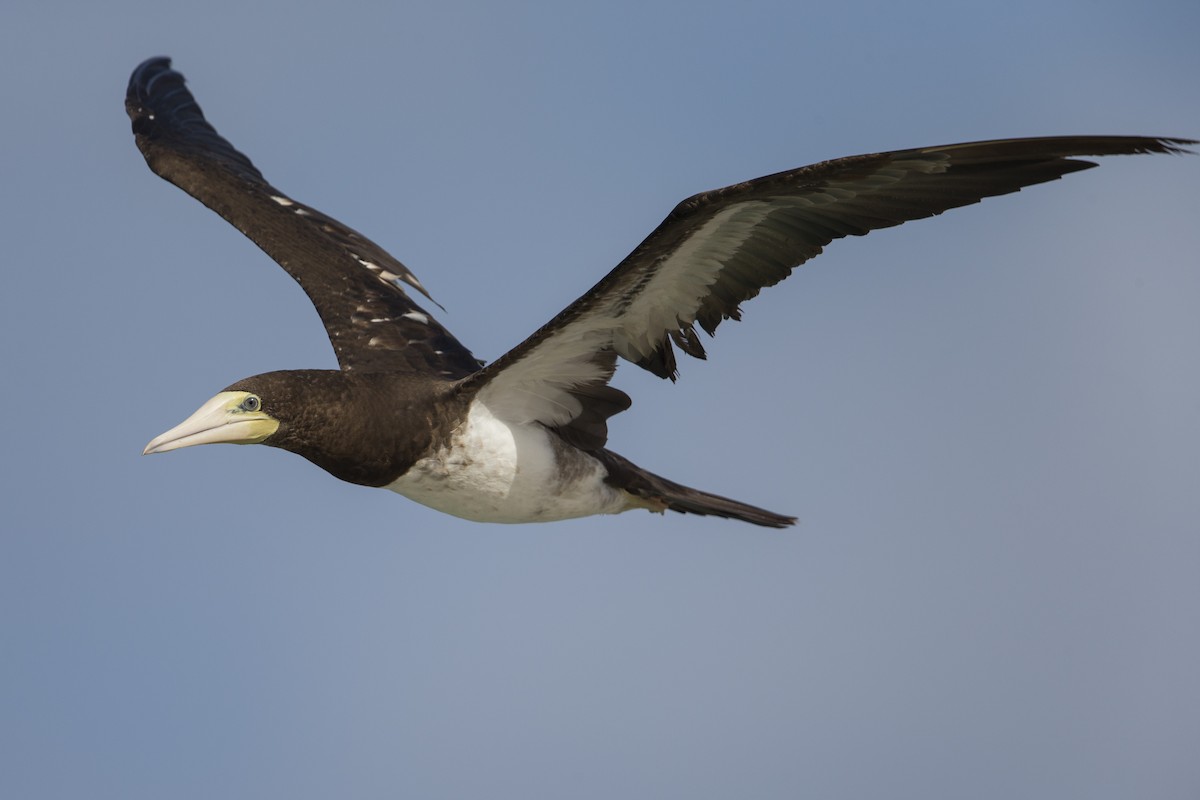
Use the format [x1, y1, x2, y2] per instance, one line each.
[126, 57, 482, 377]
[460, 135, 1193, 449]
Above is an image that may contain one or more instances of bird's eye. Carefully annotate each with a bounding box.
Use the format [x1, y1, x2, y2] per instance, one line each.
[240, 395, 261, 412]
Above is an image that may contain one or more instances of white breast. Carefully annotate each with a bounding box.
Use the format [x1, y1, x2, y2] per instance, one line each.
[387, 400, 634, 523]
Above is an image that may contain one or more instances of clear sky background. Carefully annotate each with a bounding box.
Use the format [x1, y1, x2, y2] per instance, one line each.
[2, 1, 1198, 798]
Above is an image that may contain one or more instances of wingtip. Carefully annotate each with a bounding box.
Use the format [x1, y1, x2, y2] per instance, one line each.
[128, 56, 175, 96]
[126, 56, 181, 125]
[1153, 136, 1198, 155]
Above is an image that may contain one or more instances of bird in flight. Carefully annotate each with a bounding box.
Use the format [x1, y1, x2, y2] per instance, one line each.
[128, 56, 1192, 528]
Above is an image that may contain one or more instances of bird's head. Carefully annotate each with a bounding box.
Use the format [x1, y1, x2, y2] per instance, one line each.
[142, 371, 349, 456]
[142, 371, 434, 487]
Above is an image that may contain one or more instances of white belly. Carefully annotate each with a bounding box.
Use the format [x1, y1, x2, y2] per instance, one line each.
[387, 400, 634, 523]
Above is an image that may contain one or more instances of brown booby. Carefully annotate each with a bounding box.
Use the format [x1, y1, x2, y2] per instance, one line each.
[128, 56, 1193, 527]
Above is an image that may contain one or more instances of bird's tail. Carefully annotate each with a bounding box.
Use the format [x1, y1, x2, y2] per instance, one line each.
[597, 450, 796, 529]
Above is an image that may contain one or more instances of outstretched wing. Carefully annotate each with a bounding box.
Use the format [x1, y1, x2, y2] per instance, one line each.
[463, 135, 1193, 447]
[126, 57, 482, 377]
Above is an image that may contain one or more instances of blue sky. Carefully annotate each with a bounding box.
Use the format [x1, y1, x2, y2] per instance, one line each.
[2, 1, 1198, 797]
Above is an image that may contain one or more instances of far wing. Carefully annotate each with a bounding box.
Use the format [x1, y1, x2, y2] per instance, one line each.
[126, 57, 482, 377]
